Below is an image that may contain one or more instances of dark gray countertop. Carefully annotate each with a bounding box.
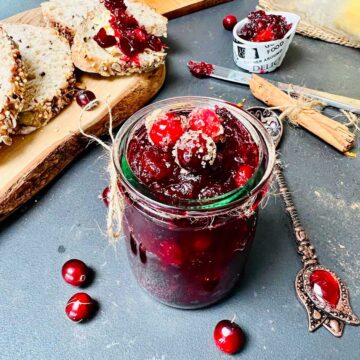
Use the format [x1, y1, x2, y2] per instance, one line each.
[1, 1, 359, 359]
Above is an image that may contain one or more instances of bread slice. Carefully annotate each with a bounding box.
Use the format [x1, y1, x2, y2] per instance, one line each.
[41, 0, 167, 43]
[71, 5, 167, 77]
[2, 24, 76, 131]
[0, 26, 27, 146]
[41, 0, 98, 43]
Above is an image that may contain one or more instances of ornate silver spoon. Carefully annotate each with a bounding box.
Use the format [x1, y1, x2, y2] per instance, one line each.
[247, 106, 359, 337]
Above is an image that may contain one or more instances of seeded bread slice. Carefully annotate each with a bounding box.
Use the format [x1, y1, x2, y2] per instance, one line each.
[2, 24, 76, 131]
[0, 26, 27, 146]
[41, 0, 168, 43]
[71, 7, 166, 77]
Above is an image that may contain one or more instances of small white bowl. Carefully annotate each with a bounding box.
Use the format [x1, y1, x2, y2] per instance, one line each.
[232, 11, 300, 73]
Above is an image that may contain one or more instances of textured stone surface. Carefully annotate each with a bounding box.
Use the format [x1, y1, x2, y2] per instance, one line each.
[0, 0, 359, 359]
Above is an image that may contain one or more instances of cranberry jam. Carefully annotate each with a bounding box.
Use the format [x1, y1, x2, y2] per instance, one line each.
[238, 10, 292, 42]
[94, 0, 166, 62]
[115, 97, 275, 308]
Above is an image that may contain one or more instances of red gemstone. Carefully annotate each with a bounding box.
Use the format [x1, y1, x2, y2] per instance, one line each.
[309, 270, 340, 307]
[62, 259, 88, 287]
[223, 15, 238, 31]
[214, 320, 245, 354]
[65, 292, 95, 322]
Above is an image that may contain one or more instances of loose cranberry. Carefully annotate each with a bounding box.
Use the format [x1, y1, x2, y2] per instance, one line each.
[148, 112, 185, 147]
[233, 164, 254, 187]
[76, 90, 97, 109]
[65, 292, 95, 322]
[223, 15, 238, 31]
[102, 186, 110, 207]
[310, 270, 340, 307]
[188, 108, 223, 140]
[62, 259, 88, 287]
[214, 320, 245, 354]
[93, 27, 117, 48]
[187, 60, 214, 79]
[174, 130, 217, 172]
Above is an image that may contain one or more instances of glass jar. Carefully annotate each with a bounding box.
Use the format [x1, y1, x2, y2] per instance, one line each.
[113, 97, 275, 309]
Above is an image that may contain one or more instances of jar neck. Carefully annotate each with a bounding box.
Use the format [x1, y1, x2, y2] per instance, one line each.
[114, 96, 275, 218]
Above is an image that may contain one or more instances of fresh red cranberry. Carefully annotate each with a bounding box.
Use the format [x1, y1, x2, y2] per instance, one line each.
[102, 186, 110, 207]
[65, 292, 95, 322]
[93, 27, 117, 48]
[310, 270, 340, 307]
[233, 164, 254, 187]
[62, 259, 88, 287]
[188, 108, 223, 140]
[158, 241, 183, 267]
[76, 90, 97, 109]
[223, 15, 238, 31]
[214, 320, 245, 354]
[187, 60, 214, 78]
[148, 113, 185, 147]
[174, 131, 217, 172]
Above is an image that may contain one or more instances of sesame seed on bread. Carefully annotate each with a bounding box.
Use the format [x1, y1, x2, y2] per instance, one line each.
[2, 24, 76, 131]
[0, 26, 27, 146]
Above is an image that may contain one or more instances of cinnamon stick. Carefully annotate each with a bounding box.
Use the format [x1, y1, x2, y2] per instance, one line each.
[249, 74, 355, 153]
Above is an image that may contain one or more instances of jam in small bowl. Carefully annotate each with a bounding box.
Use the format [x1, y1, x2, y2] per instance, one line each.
[232, 11, 300, 73]
[113, 97, 275, 309]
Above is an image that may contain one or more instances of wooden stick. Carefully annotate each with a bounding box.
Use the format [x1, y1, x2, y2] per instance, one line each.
[249, 75, 355, 153]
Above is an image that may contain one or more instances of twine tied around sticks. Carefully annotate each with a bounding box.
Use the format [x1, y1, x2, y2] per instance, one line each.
[78, 100, 125, 243]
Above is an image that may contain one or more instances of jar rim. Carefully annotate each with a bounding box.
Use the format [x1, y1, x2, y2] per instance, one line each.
[113, 96, 275, 214]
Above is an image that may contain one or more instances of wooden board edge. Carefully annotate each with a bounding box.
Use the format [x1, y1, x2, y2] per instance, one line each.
[0, 65, 166, 221]
[164, 0, 233, 19]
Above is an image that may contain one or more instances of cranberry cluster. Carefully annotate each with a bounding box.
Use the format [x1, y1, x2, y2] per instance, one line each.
[94, 0, 166, 59]
[238, 10, 292, 42]
[127, 107, 259, 202]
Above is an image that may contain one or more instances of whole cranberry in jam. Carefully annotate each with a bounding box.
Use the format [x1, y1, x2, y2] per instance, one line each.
[94, 27, 117, 48]
[223, 15, 238, 31]
[188, 108, 223, 140]
[174, 131, 217, 172]
[139, 147, 173, 182]
[148, 112, 185, 147]
[310, 270, 340, 307]
[65, 292, 95, 322]
[214, 320, 245, 354]
[62, 259, 88, 286]
[233, 164, 254, 187]
[158, 241, 183, 267]
[76, 90, 97, 108]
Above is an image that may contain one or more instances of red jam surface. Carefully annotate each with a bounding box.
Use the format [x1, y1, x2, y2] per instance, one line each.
[127, 107, 259, 202]
[187, 60, 214, 78]
[238, 10, 292, 42]
[310, 270, 340, 307]
[122, 106, 264, 308]
[94, 0, 166, 62]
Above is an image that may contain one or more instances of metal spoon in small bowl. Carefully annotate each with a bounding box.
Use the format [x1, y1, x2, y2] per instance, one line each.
[247, 106, 359, 337]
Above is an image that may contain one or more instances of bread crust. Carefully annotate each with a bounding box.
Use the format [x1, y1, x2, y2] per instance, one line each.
[71, 9, 166, 77]
[0, 26, 27, 146]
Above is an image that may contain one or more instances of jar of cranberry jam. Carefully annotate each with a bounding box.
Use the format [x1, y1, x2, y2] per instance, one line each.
[114, 97, 275, 309]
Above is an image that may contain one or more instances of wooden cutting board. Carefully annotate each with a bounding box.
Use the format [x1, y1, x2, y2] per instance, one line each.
[0, 0, 231, 221]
